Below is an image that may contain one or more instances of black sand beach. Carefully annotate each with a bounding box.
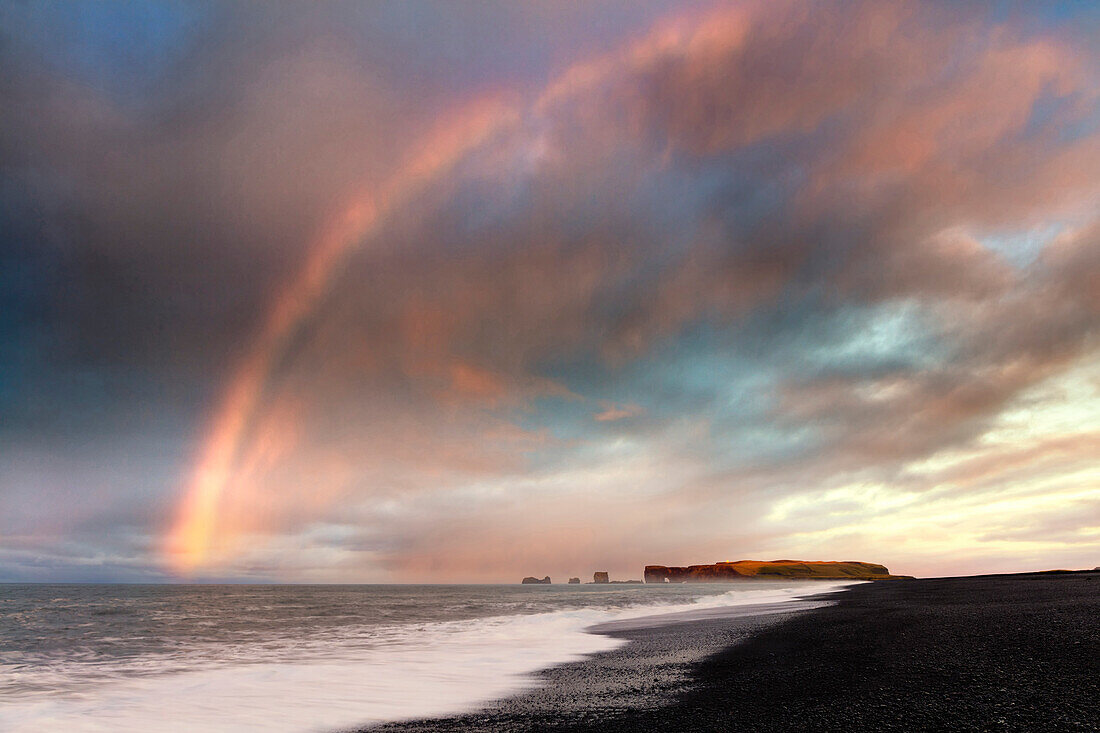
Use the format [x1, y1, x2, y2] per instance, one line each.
[370, 572, 1099, 732]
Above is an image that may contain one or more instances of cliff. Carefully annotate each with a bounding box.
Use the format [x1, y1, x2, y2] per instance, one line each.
[643, 560, 909, 583]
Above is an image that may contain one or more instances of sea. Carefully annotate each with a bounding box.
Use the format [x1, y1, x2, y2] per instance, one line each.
[0, 581, 853, 732]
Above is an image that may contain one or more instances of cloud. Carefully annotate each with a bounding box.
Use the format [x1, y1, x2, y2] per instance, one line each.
[594, 402, 645, 422]
[2, 0, 1099, 581]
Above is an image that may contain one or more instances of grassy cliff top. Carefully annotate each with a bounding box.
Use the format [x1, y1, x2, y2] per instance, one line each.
[644, 560, 912, 580]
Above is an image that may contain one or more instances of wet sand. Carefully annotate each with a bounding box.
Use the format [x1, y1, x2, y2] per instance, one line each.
[367, 572, 1099, 732]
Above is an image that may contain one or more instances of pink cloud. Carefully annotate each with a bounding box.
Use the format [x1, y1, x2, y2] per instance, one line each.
[594, 402, 645, 422]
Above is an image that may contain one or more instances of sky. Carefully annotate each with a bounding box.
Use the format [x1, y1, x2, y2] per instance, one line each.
[1, 0, 1098, 583]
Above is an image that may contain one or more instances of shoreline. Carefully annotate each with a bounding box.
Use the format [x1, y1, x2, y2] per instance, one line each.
[366, 572, 1099, 732]
[365, 586, 848, 732]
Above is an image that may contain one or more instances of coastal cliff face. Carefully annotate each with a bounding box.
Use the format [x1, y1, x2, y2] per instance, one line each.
[643, 560, 907, 583]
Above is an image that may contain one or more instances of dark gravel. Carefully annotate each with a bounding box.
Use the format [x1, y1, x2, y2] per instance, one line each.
[366, 572, 1100, 732]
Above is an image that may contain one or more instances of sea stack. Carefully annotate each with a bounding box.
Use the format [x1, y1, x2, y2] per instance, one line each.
[568, 577, 580, 584]
[593, 571, 609, 584]
[521, 576, 551, 584]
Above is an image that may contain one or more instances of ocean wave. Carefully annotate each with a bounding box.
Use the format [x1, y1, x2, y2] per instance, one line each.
[0, 581, 854, 732]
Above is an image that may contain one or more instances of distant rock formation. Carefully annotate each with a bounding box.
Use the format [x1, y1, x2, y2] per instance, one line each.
[592, 571, 609, 584]
[568, 577, 580, 584]
[521, 576, 551, 584]
[643, 560, 909, 583]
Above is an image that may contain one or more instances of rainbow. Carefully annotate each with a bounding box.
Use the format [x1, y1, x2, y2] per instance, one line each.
[163, 98, 520, 573]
